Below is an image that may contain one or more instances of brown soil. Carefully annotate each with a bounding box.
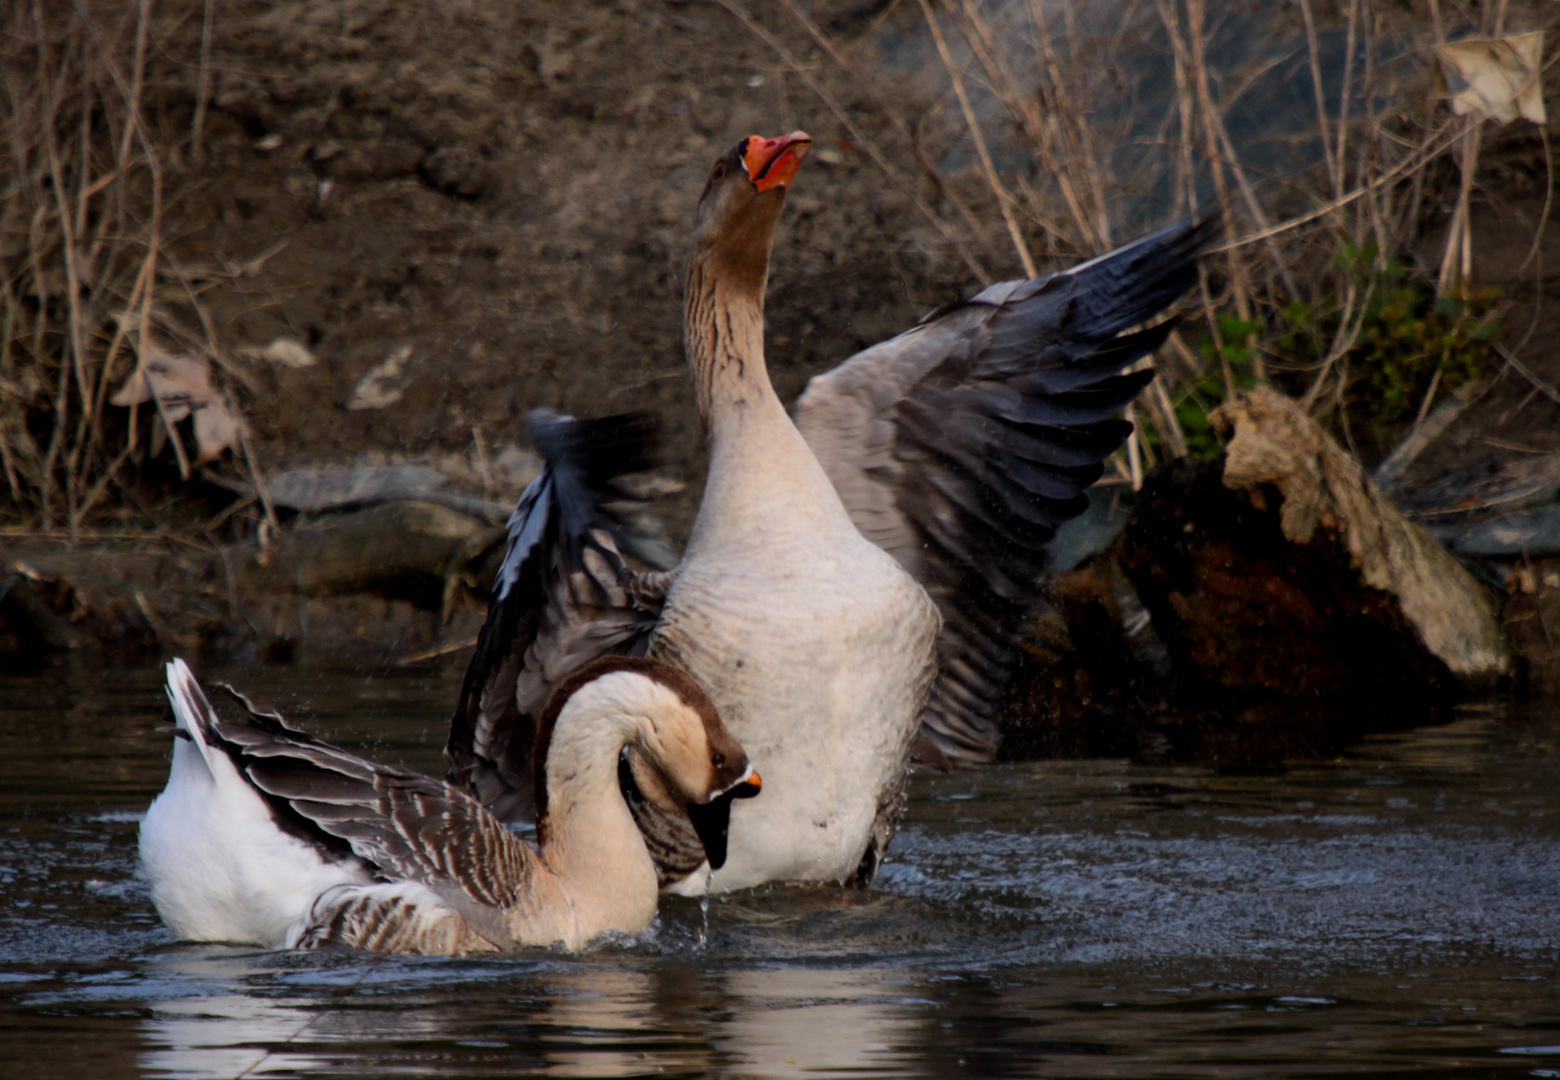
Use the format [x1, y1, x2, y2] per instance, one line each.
[168, 0, 980, 537]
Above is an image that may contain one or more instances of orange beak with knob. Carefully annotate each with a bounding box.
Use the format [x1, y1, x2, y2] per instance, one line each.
[740, 132, 811, 193]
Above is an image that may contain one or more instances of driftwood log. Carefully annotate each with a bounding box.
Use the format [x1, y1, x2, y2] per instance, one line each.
[1005, 388, 1509, 757]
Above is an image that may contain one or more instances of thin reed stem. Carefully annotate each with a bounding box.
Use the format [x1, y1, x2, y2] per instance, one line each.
[918, 0, 1037, 278]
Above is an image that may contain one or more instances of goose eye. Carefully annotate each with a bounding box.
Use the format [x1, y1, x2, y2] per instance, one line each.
[712, 751, 726, 768]
[711, 162, 727, 182]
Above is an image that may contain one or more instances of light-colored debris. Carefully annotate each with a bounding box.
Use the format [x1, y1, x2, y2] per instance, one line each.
[110, 343, 247, 464]
[1434, 32, 1546, 125]
[346, 344, 415, 410]
[247, 336, 316, 368]
[194, 398, 245, 466]
[1211, 386, 1508, 683]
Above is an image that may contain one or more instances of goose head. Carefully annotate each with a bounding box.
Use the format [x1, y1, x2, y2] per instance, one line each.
[687, 131, 811, 294]
[536, 657, 761, 870]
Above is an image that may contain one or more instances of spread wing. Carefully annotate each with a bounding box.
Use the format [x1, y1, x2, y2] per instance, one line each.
[173, 669, 539, 950]
[795, 218, 1214, 768]
[445, 411, 668, 824]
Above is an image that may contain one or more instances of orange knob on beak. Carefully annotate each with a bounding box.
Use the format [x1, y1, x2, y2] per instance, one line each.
[742, 132, 811, 193]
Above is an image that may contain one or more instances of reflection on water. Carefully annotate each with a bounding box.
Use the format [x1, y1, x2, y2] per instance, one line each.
[133, 953, 926, 1079]
[4, 659, 1560, 1077]
[717, 968, 913, 1079]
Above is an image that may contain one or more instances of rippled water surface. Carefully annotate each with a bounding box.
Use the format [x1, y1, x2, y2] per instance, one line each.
[4, 660, 1560, 1078]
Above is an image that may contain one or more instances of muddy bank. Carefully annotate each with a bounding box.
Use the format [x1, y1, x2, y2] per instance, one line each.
[0, 537, 490, 668]
[2, 397, 1547, 756]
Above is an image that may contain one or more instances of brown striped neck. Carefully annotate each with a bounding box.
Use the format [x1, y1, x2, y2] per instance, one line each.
[684, 257, 777, 431]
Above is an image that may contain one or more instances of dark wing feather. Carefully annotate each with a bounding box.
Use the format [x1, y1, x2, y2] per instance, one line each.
[445, 411, 668, 824]
[185, 679, 539, 942]
[796, 218, 1215, 767]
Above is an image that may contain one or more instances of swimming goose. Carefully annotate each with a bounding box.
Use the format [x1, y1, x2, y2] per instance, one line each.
[448, 132, 1213, 892]
[139, 657, 759, 953]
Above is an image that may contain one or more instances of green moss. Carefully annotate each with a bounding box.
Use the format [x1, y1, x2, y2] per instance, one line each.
[1156, 244, 1503, 463]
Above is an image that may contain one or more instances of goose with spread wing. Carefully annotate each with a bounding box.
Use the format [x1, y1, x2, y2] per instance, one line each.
[448, 131, 1214, 893]
[140, 657, 758, 953]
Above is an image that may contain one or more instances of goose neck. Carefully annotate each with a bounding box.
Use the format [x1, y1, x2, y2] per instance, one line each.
[685, 260, 783, 436]
[536, 683, 660, 939]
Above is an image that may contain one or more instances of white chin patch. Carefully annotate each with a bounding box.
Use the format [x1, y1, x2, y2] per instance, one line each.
[662, 862, 712, 897]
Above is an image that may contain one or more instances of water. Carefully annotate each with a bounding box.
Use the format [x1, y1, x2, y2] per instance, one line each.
[4, 661, 1560, 1078]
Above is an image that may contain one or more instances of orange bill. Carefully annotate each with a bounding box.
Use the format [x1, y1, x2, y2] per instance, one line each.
[741, 132, 812, 192]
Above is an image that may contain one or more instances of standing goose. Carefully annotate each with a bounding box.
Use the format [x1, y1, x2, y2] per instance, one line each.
[448, 132, 1213, 892]
[140, 657, 758, 954]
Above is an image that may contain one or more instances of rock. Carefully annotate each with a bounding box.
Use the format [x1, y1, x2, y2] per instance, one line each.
[266, 461, 447, 511]
[1393, 449, 1560, 523]
[1047, 486, 1133, 573]
[259, 461, 512, 522]
[488, 446, 543, 492]
[1500, 554, 1560, 696]
[244, 501, 501, 605]
[0, 564, 88, 653]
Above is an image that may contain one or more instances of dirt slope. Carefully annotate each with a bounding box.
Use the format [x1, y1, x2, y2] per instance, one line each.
[174, 0, 979, 540]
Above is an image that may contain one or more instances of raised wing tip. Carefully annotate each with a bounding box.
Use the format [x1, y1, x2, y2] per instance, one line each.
[525, 407, 571, 443]
[1165, 212, 1222, 261]
[1067, 214, 1220, 276]
[527, 410, 659, 478]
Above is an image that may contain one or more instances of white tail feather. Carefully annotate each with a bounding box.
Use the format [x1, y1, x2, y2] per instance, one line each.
[164, 658, 216, 773]
[140, 658, 369, 946]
